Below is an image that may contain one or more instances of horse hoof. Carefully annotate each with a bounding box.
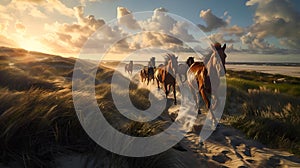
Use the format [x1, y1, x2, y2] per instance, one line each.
[197, 110, 201, 114]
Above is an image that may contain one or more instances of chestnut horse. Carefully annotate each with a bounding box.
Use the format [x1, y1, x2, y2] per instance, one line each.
[154, 54, 178, 105]
[125, 60, 133, 75]
[187, 43, 227, 124]
[177, 57, 195, 83]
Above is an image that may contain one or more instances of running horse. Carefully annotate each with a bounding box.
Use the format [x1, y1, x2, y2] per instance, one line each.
[125, 60, 133, 75]
[140, 57, 156, 85]
[154, 53, 178, 105]
[187, 43, 227, 124]
[147, 57, 156, 85]
[177, 57, 195, 83]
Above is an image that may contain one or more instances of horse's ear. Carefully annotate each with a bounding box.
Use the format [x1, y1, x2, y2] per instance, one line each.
[222, 44, 226, 51]
[211, 44, 216, 52]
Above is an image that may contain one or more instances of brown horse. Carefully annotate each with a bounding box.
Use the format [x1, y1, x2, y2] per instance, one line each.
[187, 43, 227, 124]
[154, 53, 178, 105]
[139, 57, 156, 85]
[140, 67, 147, 83]
[140, 65, 155, 85]
[125, 60, 133, 75]
[177, 57, 195, 83]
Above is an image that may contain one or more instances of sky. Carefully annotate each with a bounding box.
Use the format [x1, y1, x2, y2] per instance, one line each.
[0, 0, 299, 61]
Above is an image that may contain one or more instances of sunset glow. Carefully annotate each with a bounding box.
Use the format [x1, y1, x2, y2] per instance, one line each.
[0, 0, 299, 61]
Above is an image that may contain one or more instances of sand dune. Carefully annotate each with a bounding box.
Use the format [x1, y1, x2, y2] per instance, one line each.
[0, 47, 299, 167]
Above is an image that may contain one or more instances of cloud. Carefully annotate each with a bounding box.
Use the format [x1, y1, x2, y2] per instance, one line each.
[0, 35, 19, 48]
[240, 32, 274, 52]
[44, 0, 73, 17]
[1, 0, 73, 20]
[198, 9, 228, 32]
[208, 33, 236, 44]
[17, 0, 44, 4]
[117, 6, 141, 30]
[246, 0, 300, 49]
[221, 25, 245, 36]
[0, 22, 8, 33]
[15, 21, 26, 34]
[29, 5, 47, 18]
[41, 6, 107, 54]
[80, 0, 118, 6]
[140, 7, 196, 43]
[74, 6, 105, 32]
[170, 21, 197, 42]
[41, 6, 129, 55]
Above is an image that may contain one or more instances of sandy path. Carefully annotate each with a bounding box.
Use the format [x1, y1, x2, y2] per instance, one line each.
[104, 63, 300, 167]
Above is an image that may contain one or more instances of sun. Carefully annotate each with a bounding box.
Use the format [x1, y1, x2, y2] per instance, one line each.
[18, 37, 51, 54]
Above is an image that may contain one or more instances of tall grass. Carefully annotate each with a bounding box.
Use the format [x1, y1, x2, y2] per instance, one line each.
[0, 48, 192, 167]
[224, 70, 300, 155]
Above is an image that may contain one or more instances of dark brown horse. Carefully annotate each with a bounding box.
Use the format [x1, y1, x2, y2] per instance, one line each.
[177, 57, 195, 83]
[154, 53, 178, 105]
[125, 60, 133, 75]
[187, 43, 227, 124]
[139, 57, 156, 85]
[140, 65, 155, 85]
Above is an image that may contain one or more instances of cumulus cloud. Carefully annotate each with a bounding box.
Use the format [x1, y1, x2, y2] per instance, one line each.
[246, 0, 300, 49]
[198, 9, 228, 32]
[170, 21, 197, 42]
[41, 6, 112, 54]
[140, 7, 196, 43]
[117, 6, 141, 30]
[2, 0, 73, 20]
[221, 25, 245, 36]
[44, 0, 74, 17]
[241, 32, 274, 51]
[208, 33, 236, 44]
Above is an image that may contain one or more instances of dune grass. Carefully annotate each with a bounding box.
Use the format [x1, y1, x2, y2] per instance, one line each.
[1, 47, 299, 166]
[223, 70, 300, 155]
[0, 48, 189, 167]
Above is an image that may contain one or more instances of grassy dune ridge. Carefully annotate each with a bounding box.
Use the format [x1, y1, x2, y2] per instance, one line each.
[0, 47, 299, 167]
[0, 47, 196, 167]
[224, 70, 300, 155]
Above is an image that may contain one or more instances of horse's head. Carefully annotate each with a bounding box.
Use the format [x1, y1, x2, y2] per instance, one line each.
[211, 43, 227, 73]
[149, 57, 156, 67]
[186, 57, 194, 67]
[166, 53, 178, 74]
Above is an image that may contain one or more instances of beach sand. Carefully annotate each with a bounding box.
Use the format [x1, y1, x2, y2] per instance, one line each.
[227, 64, 300, 78]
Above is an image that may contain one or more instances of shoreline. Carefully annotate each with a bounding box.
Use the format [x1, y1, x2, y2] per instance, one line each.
[226, 64, 300, 78]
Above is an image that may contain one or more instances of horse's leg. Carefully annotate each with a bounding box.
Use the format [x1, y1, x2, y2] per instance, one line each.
[179, 74, 182, 83]
[199, 84, 217, 126]
[190, 88, 200, 113]
[173, 83, 177, 105]
[199, 85, 210, 109]
[164, 82, 169, 97]
[183, 74, 187, 83]
[156, 78, 160, 89]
